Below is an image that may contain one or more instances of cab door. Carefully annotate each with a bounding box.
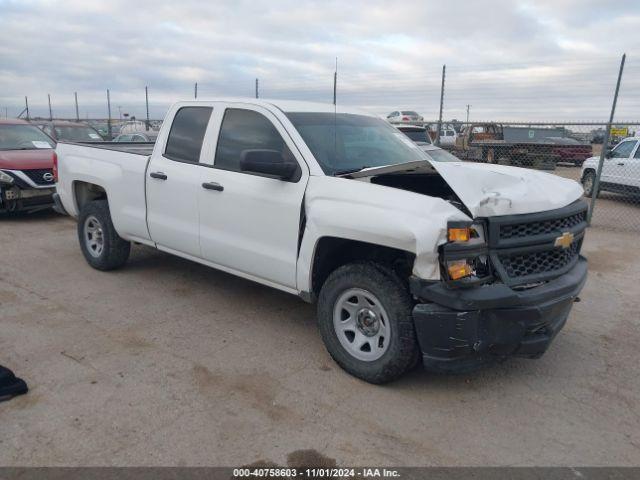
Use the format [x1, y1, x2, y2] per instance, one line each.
[197, 104, 308, 290]
[146, 105, 214, 257]
[603, 139, 637, 187]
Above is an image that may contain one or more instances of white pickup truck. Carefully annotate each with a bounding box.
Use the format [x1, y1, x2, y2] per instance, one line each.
[54, 99, 588, 383]
[581, 137, 640, 197]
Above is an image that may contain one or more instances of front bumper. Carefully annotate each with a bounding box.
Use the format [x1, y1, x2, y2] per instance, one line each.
[0, 185, 55, 213]
[410, 257, 587, 372]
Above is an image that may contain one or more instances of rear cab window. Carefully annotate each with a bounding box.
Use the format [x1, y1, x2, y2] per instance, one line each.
[164, 107, 213, 163]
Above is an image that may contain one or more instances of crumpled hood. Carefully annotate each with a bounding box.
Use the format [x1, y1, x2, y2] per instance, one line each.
[429, 161, 584, 217]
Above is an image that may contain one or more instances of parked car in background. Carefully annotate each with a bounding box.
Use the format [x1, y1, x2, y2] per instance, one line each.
[387, 110, 424, 124]
[581, 137, 640, 197]
[438, 127, 457, 147]
[119, 120, 154, 134]
[32, 121, 104, 143]
[55, 99, 588, 383]
[114, 131, 158, 143]
[90, 122, 119, 140]
[543, 137, 593, 166]
[0, 119, 56, 213]
[395, 125, 432, 150]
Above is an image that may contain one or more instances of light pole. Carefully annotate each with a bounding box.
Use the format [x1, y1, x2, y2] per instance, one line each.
[466, 104, 471, 124]
[118, 106, 122, 121]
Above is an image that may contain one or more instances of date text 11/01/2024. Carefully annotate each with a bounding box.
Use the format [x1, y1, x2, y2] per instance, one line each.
[232, 467, 401, 478]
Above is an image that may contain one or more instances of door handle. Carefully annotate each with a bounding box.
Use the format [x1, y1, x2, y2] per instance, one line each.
[150, 172, 168, 180]
[617, 162, 625, 166]
[202, 182, 224, 192]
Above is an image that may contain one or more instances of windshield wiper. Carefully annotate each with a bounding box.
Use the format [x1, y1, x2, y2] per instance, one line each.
[333, 166, 371, 176]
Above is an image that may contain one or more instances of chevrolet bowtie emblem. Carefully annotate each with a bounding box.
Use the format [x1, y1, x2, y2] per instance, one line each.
[554, 231, 574, 249]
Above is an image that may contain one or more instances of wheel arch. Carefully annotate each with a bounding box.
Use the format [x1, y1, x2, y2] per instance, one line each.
[73, 180, 108, 213]
[308, 236, 416, 302]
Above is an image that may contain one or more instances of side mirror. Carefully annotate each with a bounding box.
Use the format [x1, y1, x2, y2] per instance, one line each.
[240, 149, 298, 180]
[605, 148, 614, 158]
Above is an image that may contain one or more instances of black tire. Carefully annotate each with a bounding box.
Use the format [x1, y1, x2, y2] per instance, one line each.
[317, 262, 418, 384]
[77, 200, 130, 270]
[582, 171, 598, 198]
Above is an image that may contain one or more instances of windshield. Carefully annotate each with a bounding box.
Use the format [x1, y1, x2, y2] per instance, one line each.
[401, 130, 430, 143]
[55, 126, 103, 142]
[286, 112, 440, 175]
[0, 124, 55, 150]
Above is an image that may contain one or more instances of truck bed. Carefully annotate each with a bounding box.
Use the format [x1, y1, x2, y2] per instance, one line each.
[58, 141, 155, 156]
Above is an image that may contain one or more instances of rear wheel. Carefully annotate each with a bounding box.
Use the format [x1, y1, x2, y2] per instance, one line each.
[317, 262, 418, 384]
[78, 200, 130, 270]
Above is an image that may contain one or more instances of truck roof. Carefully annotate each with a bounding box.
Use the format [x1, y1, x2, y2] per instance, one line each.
[172, 98, 373, 116]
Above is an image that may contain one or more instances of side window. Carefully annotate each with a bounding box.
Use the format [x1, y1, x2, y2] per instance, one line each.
[611, 140, 635, 158]
[635, 142, 640, 159]
[164, 106, 212, 163]
[214, 108, 295, 174]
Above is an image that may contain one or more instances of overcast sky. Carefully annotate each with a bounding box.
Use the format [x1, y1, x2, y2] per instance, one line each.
[0, 0, 638, 121]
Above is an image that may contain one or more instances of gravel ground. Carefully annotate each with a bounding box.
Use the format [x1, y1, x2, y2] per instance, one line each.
[0, 199, 639, 466]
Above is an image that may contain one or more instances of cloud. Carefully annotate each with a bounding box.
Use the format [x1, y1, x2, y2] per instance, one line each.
[0, 0, 638, 121]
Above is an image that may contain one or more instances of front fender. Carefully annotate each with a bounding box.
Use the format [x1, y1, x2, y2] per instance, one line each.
[296, 176, 470, 293]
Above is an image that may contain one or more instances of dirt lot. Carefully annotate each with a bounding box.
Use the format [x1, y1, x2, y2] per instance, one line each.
[1, 199, 639, 466]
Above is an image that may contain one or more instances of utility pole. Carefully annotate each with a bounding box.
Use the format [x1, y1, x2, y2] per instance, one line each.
[333, 58, 338, 106]
[194, 82, 198, 99]
[74, 92, 79, 121]
[107, 89, 112, 140]
[255, 78, 259, 99]
[466, 104, 471, 124]
[588, 53, 626, 224]
[145, 86, 150, 131]
[25, 96, 30, 121]
[435, 65, 446, 146]
[118, 106, 122, 121]
[48, 94, 53, 120]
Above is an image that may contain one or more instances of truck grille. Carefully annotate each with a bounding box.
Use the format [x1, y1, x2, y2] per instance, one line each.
[488, 200, 587, 286]
[499, 210, 586, 240]
[22, 169, 55, 186]
[498, 241, 581, 279]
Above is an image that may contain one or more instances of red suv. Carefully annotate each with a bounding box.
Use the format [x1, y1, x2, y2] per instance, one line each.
[0, 119, 57, 214]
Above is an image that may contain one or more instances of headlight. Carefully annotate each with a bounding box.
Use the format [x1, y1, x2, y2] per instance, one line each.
[447, 222, 486, 245]
[446, 256, 490, 281]
[0, 170, 14, 185]
[443, 221, 491, 283]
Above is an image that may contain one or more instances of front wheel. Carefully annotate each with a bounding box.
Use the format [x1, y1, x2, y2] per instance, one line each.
[317, 262, 418, 384]
[77, 200, 130, 270]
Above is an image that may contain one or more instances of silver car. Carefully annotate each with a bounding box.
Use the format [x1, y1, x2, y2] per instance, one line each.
[387, 110, 424, 124]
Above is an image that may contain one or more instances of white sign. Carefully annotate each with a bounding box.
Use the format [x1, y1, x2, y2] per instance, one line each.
[32, 141, 52, 149]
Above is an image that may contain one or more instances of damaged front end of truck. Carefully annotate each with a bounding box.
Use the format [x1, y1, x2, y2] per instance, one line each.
[338, 152, 588, 372]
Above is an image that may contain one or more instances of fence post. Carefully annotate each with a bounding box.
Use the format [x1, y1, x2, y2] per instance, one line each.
[588, 53, 626, 225]
[48, 94, 53, 120]
[74, 92, 79, 121]
[435, 65, 446, 146]
[107, 89, 112, 140]
[145, 86, 150, 131]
